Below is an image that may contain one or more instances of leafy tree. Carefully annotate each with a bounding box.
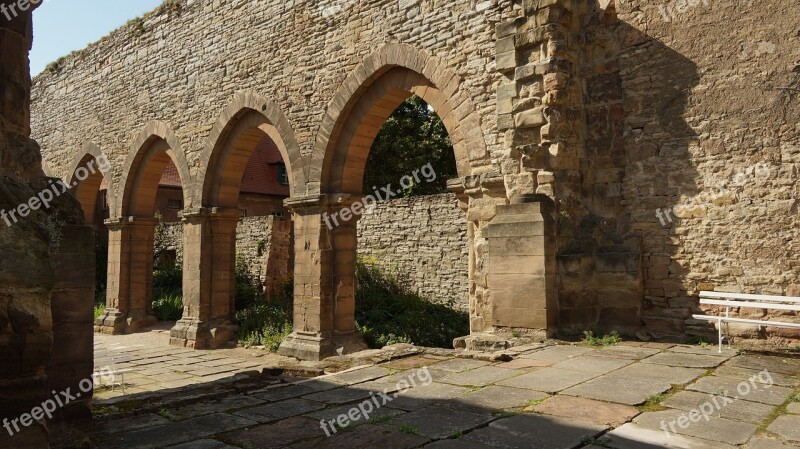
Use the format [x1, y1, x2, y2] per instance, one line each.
[363, 95, 458, 196]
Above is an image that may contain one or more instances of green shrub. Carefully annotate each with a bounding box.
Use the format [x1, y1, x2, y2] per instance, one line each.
[153, 262, 182, 300]
[153, 294, 183, 321]
[235, 257, 262, 311]
[94, 304, 106, 322]
[355, 260, 469, 349]
[582, 330, 622, 347]
[235, 277, 293, 352]
[95, 230, 108, 306]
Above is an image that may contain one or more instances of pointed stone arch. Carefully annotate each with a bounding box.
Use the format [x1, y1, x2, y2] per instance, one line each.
[118, 120, 191, 219]
[310, 43, 489, 195]
[197, 91, 304, 206]
[66, 141, 115, 224]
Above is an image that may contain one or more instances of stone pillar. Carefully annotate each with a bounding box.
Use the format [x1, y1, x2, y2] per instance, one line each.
[170, 208, 238, 349]
[47, 225, 94, 422]
[486, 195, 557, 338]
[278, 195, 367, 361]
[95, 217, 157, 334]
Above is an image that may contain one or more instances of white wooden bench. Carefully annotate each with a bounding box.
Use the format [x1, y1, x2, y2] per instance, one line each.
[693, 291, 800, 352]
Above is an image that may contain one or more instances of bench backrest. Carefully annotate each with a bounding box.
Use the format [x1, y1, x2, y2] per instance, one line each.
[699, 291, 800, 312]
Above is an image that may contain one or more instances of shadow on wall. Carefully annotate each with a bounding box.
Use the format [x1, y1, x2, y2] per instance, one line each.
[557, 3, 701, 340]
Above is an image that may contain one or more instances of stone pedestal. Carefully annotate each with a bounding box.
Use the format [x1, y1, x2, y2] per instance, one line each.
[170, 208, 238, 349]
[95, 217, 157, 334]
[278, 195, 367, 361]
[485, 195, 557, 337]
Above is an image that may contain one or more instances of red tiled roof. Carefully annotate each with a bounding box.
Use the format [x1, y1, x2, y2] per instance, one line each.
[157, 135, 289, 196]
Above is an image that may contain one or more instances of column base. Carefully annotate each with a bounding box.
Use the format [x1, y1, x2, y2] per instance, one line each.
[169, 317, 237, 349]
[94, 308, 157, 334]
[278, 331, 368, 361]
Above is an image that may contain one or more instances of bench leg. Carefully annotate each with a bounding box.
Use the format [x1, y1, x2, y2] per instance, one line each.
[718, 317, 723, 353]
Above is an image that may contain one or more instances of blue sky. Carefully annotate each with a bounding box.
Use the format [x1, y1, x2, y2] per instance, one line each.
[30, 0, 163, 75]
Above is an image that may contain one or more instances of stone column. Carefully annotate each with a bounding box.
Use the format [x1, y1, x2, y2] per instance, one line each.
[170, 208, 238, 349]
[278, 195, 367, 361]
[95, 217, 157, 334]
[486, 195, 557, 338]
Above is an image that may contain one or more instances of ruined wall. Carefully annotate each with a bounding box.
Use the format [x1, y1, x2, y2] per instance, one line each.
[160, 216, 293, 293]
[30, 0, 515, 190]
[613, 0, 799, 340]
[29, 0, 800, 344]
[0, 2, 94, 447]
[357, 194, 469, 310]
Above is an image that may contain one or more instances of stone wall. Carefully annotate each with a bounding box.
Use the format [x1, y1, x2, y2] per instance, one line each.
[0, 2, 94, 447]
[29, 0, 799, 346]
[357, 194, 469, 310]
[159, 216, 293, 294]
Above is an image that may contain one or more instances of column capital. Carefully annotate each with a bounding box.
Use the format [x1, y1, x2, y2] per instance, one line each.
[181, 207, 240, 223]
[104, 216, 157, 230]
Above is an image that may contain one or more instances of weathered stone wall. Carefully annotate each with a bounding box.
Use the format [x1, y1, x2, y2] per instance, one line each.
[159, 216, 293, 293]
[30, 0, 799, 346]
[611, 0, 800, 340]
[357, 194, 469, 310]
[0, 3, 94, 447]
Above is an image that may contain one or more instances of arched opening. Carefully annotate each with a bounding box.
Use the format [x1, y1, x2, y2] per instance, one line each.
[355, 94, 469, 348]
[97, 135, 189, 337]
[281, 58, 485, 360]
[69, 152, 112, 326]
[177, 101, 299, 350]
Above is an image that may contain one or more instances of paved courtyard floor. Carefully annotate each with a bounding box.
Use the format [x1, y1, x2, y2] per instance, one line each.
[84, 334, 800, 449]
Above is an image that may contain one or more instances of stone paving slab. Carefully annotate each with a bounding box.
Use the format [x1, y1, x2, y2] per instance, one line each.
[634, 409, 758, 445]
[686, 375, 795, 406]
[584, 346, 662, 360]
[166, 394, 266, 420]
[518, 345, 594, 362]
[384, 403, 494, 439]
[788, 402, 800, 414]
[768, 415, 800, 442]
[219, 416, 326, 447]
[311, 424, 429, 449]
[464, 413, 606, 449]
[167, 440, 240, 449]
[305, 401, 405, 426]
[531, 395, 640, 427]
[424, 439, 494, 449]
[661, 390, 776, 424]
[746, 436, 800, 449]
[426, 358, 489, 373]
[602, 422, 738, 449]
[95, 413, 257, 449]
[496, 357, 554, 369]
[562, 364, 706, 405]
[252, 381, 340, 402]
[714, 364, 800, 387]
[667, 345, 738, 358]
[440, 365, 523, 387]
[385, 382, 472, 411]
[458, 385, 549, 410]
[726, 355, 800, 376]
[550, 354, 634, 374]
[232, 398, 326, 423]
[326, 366, 393, 385]
[381, 355, 442, 370]
[641, 352, 727, 368]
[496, 367, 598, 393]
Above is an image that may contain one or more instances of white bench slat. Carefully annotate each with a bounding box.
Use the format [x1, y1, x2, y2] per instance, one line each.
[699, 291, 800, 303]
[692, 314, 800, 329]
[698, 298, 800, 312]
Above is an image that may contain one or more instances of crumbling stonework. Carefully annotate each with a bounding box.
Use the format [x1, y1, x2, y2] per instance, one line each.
[0, 3, 94, 447]
[29, 0, 799, 358]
